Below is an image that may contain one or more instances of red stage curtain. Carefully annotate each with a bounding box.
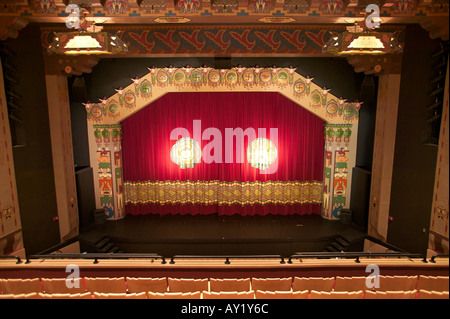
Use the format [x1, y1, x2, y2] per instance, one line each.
[122, 92, 324, 216]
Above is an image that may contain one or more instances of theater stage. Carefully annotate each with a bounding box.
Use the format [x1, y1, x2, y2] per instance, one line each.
[77, 214, 366, 258]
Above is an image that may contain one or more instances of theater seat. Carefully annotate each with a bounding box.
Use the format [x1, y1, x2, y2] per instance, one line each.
[202, 291, 255, 299]
[417, 290, 450, 299]
[416, 276, 449, 292]
[251, 277, 292, 292]
[375, 275, 418, 292]
[333, 276, 367, 292]
[126, 277, 168, 293]
[93, 292, 147, 299]
[168, 278, 208, 293]
[38, 292, 93, 299]
[255, 290, 308, 299]
[209, 278, 251, 292]
[364, 290, 417, 299]
[42, 277, 86, 294]
[0, 292, 39, 299]
[292, 277, 334, 292]
[0, 278, 43, 294]
[309, 290, 363, 299]
[147, 291, 202, 299]
[84, 277, 127, 293]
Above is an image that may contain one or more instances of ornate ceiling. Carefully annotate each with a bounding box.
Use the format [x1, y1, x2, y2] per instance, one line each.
[0, 1, 447, 76]
[0, 1, 448, 27]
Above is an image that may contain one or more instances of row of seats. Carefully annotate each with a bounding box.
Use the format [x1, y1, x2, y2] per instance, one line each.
[0, 290, 448, 299]
[1, 276, 448, 295]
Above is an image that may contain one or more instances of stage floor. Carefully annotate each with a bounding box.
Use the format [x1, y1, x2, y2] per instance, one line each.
[79, 214, 366, 257]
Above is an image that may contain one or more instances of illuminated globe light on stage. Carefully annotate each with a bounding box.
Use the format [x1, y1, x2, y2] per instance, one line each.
[170, 137, 202, 169]
[247, 138, 277, 170]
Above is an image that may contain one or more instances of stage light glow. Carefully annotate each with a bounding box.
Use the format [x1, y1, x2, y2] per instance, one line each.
[170, 137, 202, 168]
[247, 138, 277, 170]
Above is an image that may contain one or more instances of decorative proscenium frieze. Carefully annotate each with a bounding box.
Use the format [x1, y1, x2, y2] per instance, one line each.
[83, 66, 361, 125]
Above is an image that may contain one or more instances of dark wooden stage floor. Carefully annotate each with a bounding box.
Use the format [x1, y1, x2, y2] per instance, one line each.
[78, 214, 366, 257]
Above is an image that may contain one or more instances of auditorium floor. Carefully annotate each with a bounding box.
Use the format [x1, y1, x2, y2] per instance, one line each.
[79, 214, 366, 257]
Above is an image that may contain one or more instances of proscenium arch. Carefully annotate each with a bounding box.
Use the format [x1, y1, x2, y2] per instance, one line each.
[86, 66, 361, 125]
[86, 67, 360, 221]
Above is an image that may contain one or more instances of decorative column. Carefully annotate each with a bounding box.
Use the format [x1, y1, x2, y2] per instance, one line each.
[89, 123, 124, 220]
[322, 122, 358, 220]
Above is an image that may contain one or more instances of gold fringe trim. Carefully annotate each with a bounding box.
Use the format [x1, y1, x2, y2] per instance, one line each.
[124, 180, 322, 206]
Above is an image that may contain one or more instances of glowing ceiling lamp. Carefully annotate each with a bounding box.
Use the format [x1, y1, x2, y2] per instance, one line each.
[323, 32, 402, 55]
[247, 138, 277, 170]
[170, 137, 202, 169]
[47, 32, 127, 55]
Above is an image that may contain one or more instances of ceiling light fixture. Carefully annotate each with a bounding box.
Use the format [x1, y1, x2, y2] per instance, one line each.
[323, 31, 402, 55]
[48, 31, 128, 55]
